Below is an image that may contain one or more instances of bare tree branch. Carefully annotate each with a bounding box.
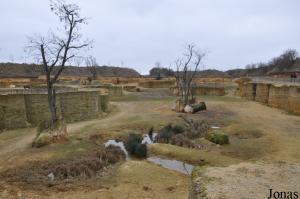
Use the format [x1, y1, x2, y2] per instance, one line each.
[175, 44, 205, 106]
[27, 0, 91, 125]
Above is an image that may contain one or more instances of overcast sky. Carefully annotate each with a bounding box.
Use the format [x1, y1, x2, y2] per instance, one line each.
[0, 0, 299, 74]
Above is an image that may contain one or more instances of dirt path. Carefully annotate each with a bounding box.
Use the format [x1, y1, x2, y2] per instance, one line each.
[0, 102, 131, 157]
[0, 131, 35, 157]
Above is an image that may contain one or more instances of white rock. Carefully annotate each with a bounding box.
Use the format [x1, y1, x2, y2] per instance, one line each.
[48, 173, 55, 182]
[184, 105, 193, 113]
[171, 103, 176, 110]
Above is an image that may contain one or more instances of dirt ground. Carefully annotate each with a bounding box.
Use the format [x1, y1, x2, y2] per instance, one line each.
[0, 88, 299, 198]
[204, 162, 300, 199]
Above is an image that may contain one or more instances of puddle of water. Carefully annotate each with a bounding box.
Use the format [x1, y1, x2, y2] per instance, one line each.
[211, 126, 220, 129]
[147, 157, 194, 175]
[105, 140, 129, 160]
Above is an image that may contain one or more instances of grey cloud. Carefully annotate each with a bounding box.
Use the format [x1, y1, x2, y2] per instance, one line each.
[0, 0, 299, 74]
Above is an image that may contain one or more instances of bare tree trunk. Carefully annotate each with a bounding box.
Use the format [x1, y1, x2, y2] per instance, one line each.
[46, 75, 57, 125]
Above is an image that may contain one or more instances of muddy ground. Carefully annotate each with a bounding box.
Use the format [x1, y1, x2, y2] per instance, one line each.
[0, 88, 299, 198]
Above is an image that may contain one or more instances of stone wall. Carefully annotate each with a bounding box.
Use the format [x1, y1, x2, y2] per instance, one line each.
[0, 91, 109, 130]
[24, 94, 56, 125]
[0, 87, 78, 95]
[268, 85, 290, 111]
[79, 85, 123, 97]
[191, 86, 225, 96]
[288, 87, 300, 115]
[138, 80, 175, 88]
[237, 82, 300, 115]
[255, 83, 270, 104]
[244, 83, 256, 100]
[60, 92, 101, 123]
[0, 95, 28, 130]
[170, 85, 225, 96]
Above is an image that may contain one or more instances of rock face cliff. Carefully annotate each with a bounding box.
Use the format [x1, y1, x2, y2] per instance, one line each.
[0, 63, 140, 78]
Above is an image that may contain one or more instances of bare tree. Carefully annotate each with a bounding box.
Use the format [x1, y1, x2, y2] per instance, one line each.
[155, 61, 161, 80]
[155, 61, 161, 68]
[74, 56, 84, 67]
[175, 44, 205, 106]
[85, 56, 99, 80]
[27, 0, 91, 126]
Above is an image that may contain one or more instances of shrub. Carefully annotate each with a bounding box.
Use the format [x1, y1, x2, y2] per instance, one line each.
[156, 124, 174, 143]
[134, 144, 147, 158]
[185, 119, 209, 139]
[206, 132, 229, 145]
[125, 134, 148, 158]
[172, 125, 185, 135]
[170, 134, 196, 148]
[125, 134, 141, 154]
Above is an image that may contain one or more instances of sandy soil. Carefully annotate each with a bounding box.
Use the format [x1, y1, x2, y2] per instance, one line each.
[204, 162, 300, 199]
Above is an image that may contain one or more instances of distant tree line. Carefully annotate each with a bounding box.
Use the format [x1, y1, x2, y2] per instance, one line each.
[149, 67, 175, 78]
[244, 49, 298, 71]
[228, 49, 299, 77]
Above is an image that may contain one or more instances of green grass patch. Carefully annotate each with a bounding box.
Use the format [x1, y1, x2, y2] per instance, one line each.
[0, 128, 35, 145]
[148, 143, 240, 166]
[206, 131, 230, 145]
[48, 139, 97, 159]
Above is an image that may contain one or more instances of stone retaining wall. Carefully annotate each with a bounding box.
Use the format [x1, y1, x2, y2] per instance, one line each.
[0, 91, 109, 130]
[191, 86, 225, 96]
[139, 80, 175, 88]
[170, 86, 225, 96]
[237, 82, 300, 115]
[255, 83, 271, 104]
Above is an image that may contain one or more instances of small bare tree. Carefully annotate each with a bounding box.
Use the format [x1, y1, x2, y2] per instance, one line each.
[27, 0, 91, 126]
[155, 61, 161, 80]
[74, 56, 84, 67]
[85, 56, 99, 80]
[175, 44, 205, 106]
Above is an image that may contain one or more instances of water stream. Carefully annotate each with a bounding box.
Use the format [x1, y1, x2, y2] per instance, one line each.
[104, 133, 194, 175]
[147, 157, 194, 175]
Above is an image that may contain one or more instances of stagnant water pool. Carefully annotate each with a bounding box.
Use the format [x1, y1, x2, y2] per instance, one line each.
[147, 157, 194, 175]
[104, 136, 194, 175]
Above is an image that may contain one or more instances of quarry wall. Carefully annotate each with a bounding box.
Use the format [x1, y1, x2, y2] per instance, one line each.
[0, 91, 109, 130]
[138, 80, 175, 88]
[191, 86, 225, 96]
[170, 85, 225, 96]
[237, 82, 300, 115]
[255, 83, 270, 104]
[79, 85, 123, 97]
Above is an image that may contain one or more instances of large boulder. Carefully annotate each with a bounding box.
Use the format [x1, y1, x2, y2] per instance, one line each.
[184, 105, 194, 113]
